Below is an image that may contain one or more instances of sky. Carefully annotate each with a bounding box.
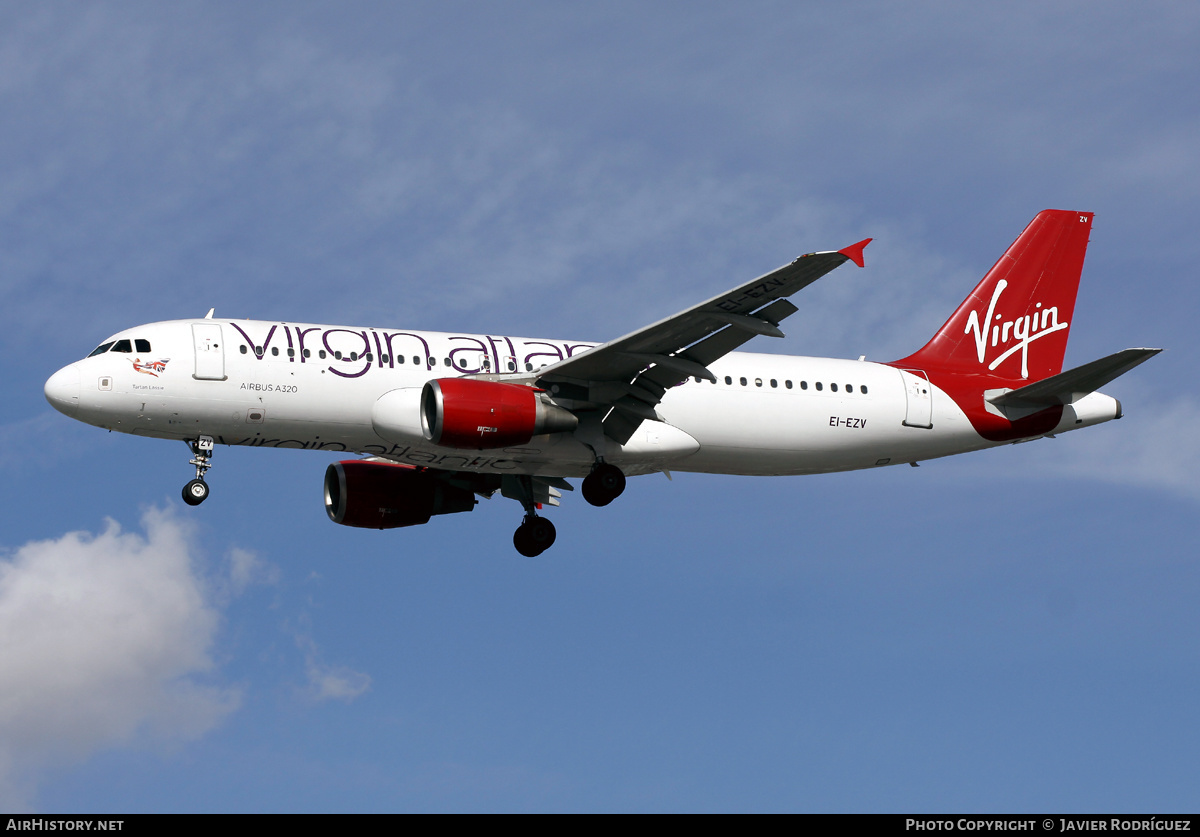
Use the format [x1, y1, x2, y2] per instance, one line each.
[1, 1, 1198, 813]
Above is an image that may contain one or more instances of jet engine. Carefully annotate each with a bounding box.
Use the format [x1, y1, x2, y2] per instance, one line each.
[324, 460, 476, 529]
[421, 378, 578, 449]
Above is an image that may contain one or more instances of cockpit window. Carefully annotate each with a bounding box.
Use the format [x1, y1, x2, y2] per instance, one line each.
[111, 339, 133, 353]
[87, 342, 115, 358]
[135, 339, 151, 353]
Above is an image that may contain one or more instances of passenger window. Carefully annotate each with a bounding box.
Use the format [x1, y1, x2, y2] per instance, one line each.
[816, 382, 823, 391]
[785, 380, 793, 389]
[381, 354, 389, 364]
[303, 349, 311, 358]
[287, 348, 295, 358]
[334, 351, 343, 360]
[135, 339, 151, 353]
[349, 352, 358, 361]
[801, 381, 808, 390]
[111, 340, 132, 353]
[507, 360, 516, 371]
[770, 379, 778, 388]
[694, 377, 702, 384]
[861, 385, 868, 394]
[416, 356, 423, 366]
[255, 346, 263, 357]
[319, 350, 327, 359]
[754, 378, 762, 387]
[395, 355, 404, 364]
[87, 342, 115, 358]
[725, 376, 732, 385]
[271, 347, 279, 357]
[846, 384, 852, 392]
[444, 358, 451, 367]
[831, 383, 838, 392]
[739, 377, 747, 386]
[525, 363, 533, 372]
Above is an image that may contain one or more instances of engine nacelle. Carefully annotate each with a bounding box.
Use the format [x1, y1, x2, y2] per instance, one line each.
[371, 386, 425, 445]
[324, 460, 476, 529]
[421, 378, 578, 449]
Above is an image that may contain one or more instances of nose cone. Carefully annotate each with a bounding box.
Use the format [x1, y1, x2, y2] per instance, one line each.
[45, 364, 81, 418]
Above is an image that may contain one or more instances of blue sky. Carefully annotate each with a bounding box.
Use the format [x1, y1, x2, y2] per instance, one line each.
[1, 2, 1197, 812]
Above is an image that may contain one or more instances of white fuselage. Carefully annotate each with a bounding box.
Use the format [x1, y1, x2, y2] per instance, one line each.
[45, 318, 1121, 479]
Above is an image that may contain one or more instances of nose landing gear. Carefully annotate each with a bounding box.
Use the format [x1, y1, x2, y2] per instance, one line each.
[182, 435, 214, 506]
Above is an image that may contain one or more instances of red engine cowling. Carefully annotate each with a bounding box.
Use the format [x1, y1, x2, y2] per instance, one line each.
[324, 460, 476, 529]
[421, 378, 578, 449]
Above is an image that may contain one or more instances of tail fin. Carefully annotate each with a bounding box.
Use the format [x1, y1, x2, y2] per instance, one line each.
[894, 210, 1093, 382]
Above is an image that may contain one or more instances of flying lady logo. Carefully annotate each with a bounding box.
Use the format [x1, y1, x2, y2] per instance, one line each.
[131, 357, 171, 377]
[963, 280, 1068, 379]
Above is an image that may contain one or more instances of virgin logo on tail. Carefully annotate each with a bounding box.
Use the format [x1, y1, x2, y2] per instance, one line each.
[964, 280, 1068, 379]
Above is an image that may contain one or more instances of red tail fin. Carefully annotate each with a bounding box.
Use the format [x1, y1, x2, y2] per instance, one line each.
[894, 210, 1093, 382]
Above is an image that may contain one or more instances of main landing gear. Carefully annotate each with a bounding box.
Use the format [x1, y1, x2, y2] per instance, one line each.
[506, 463, 625, 555]
[182, 435, 214, 506]
[513, 514, 557, 557]
[582, 462, 626, 507]
[503, 474, 559, 557]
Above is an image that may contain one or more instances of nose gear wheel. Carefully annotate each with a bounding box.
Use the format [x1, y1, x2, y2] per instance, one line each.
[182, 435, 215, 506]
[183, 478, 209, 506]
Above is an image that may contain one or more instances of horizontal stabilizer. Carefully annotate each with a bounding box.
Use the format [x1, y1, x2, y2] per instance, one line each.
[987, 348, 1161, 410]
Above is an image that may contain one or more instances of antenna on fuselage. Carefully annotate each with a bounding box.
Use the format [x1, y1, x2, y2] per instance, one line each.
[204, 308, 215, 319]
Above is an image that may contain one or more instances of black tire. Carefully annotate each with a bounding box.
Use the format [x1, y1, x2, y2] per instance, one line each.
[182, 479, 209, 506]
[527, 516, 556, 550]
[582, 463, 626, 506]
[513, 524, 542, 557]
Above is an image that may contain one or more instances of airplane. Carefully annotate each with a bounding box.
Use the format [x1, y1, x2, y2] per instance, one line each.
[44, 209, 1158, 556]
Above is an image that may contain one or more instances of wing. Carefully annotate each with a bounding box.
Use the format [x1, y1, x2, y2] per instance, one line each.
[533, 239, 872, 444]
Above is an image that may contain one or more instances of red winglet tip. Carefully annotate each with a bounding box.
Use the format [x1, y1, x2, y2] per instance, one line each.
[838, 238, 872, 268]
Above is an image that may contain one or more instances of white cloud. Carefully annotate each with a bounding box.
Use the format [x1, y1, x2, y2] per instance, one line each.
[226, 546, 279, 598]
[0, 508, 238, 810]
[295, 634, 371, 704]
[935, 390, 1200, 505]
[1034, 397, 1200, 502]
[306, 661, 372, 704]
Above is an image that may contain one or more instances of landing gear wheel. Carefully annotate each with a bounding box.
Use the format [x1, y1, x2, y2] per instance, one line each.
[182, 479, 209, 506]
[582, 463, 626, 507]
[514, 526, 539, 557]
[513, 515, 556, 556]
[527, 516, 556, 550]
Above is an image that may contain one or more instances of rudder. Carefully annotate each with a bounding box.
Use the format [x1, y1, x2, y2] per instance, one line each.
[894, 209, 1093, 382]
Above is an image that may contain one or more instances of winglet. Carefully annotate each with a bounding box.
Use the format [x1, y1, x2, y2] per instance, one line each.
[838, 238, 872, 268]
